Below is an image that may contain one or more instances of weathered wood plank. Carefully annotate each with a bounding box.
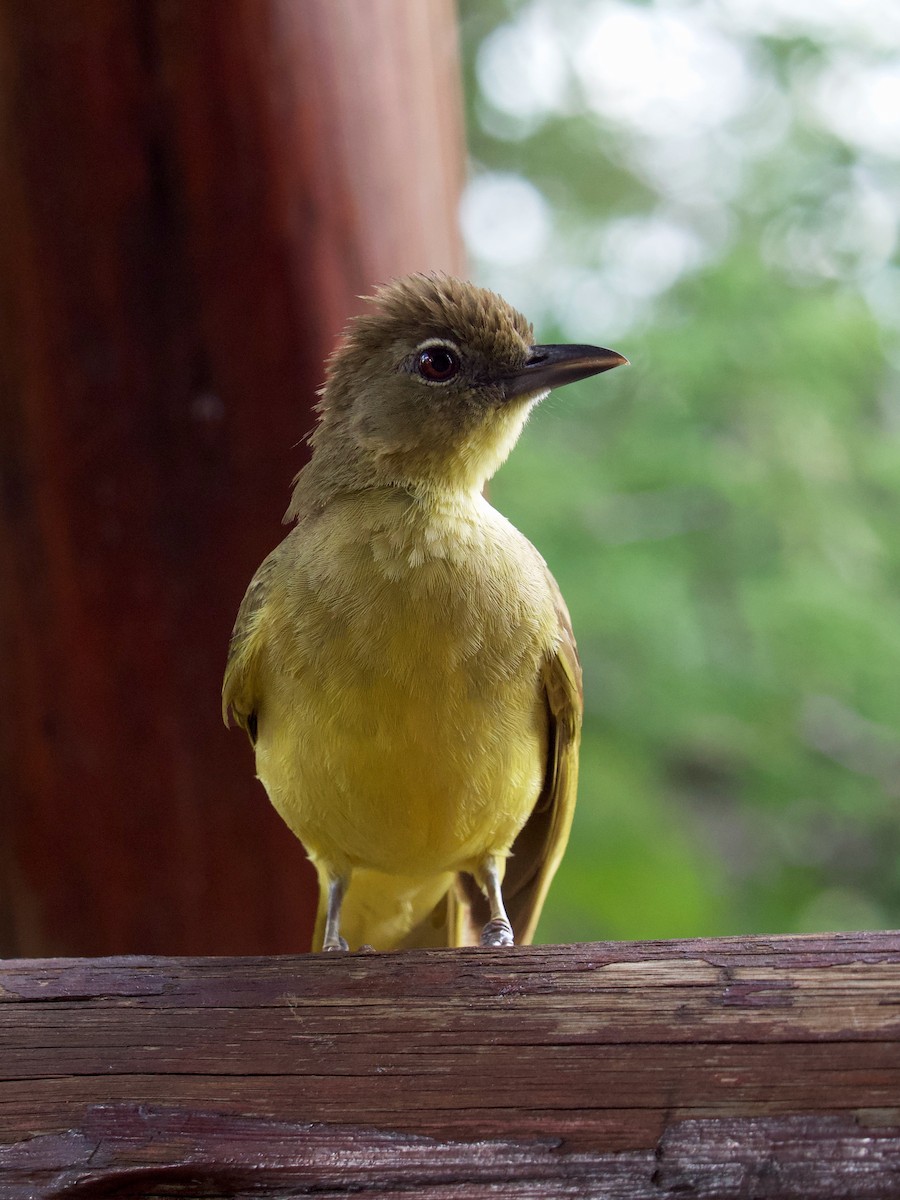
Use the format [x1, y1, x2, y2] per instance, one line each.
[2, 935, 899, 1197]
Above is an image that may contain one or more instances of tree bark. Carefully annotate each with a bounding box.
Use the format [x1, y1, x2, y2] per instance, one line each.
[0, 0, 465, 955]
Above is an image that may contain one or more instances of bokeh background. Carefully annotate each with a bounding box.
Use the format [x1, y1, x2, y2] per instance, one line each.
[458, 0, 900, 941]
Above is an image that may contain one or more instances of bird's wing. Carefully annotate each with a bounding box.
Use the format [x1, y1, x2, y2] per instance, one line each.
[221, 546, 283, 743]
[454, 572, 584, 946]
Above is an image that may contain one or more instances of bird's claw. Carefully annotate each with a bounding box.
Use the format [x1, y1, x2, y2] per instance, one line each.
[323, 936, 350, 952]
[480, 918, 514, 947]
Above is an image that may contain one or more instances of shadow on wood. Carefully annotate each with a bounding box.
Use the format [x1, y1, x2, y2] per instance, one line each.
[2, 932, 899, 1197]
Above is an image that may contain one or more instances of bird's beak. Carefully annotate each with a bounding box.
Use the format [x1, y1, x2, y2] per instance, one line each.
[503, 343, 628, 401]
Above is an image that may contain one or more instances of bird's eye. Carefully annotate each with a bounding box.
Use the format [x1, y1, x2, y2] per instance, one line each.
[415, 345, 460, 382]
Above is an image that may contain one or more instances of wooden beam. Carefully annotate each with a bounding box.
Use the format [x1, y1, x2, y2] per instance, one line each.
[2, 933, 899, 1196]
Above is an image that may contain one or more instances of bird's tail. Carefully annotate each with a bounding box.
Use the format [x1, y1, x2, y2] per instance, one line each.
[312, 869, 480, 951]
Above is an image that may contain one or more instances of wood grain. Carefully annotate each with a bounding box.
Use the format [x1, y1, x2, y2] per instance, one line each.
[2, 934, 899, 1196]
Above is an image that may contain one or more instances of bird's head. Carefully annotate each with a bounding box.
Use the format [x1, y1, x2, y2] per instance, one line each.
[305, 274, 627, 500]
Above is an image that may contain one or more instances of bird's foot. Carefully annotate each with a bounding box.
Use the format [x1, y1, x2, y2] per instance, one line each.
[480, 917, 514, 947]
[323, 935, 350, 952]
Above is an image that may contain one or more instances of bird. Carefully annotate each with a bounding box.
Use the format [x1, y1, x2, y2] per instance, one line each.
[223, 274, 627, 951]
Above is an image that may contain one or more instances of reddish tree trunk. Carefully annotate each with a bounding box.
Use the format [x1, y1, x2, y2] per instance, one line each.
[0, 0, 465, 955]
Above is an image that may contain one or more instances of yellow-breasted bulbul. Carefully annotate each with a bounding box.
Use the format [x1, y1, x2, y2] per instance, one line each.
[223, 274, 626, 950]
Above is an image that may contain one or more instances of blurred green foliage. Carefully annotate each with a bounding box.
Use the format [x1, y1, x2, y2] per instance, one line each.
[458, 0, 900, 940]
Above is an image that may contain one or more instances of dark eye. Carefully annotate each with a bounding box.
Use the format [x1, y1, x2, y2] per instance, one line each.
[415, 345, 460, 382]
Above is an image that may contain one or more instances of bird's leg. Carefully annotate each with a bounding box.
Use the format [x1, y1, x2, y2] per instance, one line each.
[479, 856, 514, 947]
[322, 875, 350, 951]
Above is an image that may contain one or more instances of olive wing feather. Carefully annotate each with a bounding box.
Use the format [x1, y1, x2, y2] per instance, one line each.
[221, 547, 283, 742]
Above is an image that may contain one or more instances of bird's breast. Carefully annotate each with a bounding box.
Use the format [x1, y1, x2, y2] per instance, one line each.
[283, 489, 556, 684]
[254, 489, 559, 875]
